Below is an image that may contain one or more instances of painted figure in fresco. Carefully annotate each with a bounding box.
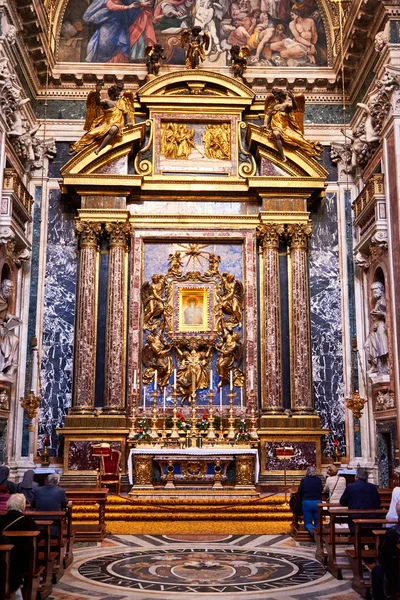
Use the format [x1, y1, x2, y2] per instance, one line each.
[194, 0, 223, 54]
[218, 272, 244, 329]
[176, 346, 211, 404]
[215, 329, 244, 387]
[142, 332, 174, 388]
[230, 45, 250, 78]
[0, 280, 21, 377]
[269, 6, 318, 64]
[250, 21, 286, 63]
[263, 88, 323, 161]
[145, 43, 166, 75]
[153, 0, 191, 32]
[364, 281, 389, 377]
[180, 26, 210, 68]
[142, 274, 166, 330]
[70, 81, 135, 154]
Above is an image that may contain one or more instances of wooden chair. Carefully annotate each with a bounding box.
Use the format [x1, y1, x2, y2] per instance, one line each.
[100, 448, 122, 494]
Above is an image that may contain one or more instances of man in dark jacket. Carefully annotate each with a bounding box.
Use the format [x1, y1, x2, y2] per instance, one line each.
[31, 473, 68, 511]
[339, 467, 380, 510]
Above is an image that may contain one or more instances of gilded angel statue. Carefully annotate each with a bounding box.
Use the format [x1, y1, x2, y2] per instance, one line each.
[263, 88, 323, 162]
[180, 26, 210, 69]
[142, 274, 165, 331]
[176, 345, 211, 405]
[215, 330, 244, 388]
[142, 332, 173, 389]
[70, 81, 135, 155]
[230, 45, 250, 79]
[218, 272, 244, 329]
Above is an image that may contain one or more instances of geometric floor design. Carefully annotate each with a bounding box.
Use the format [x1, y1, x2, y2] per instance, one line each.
[49, 534, 363, 600]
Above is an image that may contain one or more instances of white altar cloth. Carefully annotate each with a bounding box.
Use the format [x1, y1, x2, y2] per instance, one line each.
[128, 448, 259, 484]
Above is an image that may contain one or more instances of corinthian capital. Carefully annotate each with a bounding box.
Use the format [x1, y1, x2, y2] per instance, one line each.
[286, 222, 312, 248]
[75, 221, 102, 248]
[257, 222, 285, 249]
[105, 221, 132, 248]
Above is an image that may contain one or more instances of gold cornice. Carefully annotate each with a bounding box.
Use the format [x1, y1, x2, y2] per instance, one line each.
[77, 209, 130, 223]
[60, 174, 143, 195]
[259, 211, 311, 225]
[128, 214, 261, 228]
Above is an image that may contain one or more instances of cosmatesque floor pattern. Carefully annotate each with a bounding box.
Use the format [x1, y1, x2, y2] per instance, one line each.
[49, 534, 363, 600]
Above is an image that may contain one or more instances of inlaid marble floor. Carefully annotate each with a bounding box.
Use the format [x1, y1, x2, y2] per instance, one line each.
[49, 534, 363, 600]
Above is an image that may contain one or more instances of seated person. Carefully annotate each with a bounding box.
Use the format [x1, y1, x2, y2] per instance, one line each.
[0, 466, 16, 511]
[17, 469, 39, 505]
[0, 494, 38, 597]
[31, 473, 68, 512]
[371, 500, 400, 600]
[340, 466, 380, 532]
[324, 464, 346, 505]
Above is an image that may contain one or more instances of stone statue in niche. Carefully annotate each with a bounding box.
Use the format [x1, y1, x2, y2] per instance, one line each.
[364, 281, 389, 378]
[70, 81, 135, 155]
[0, 279, 21, 377]
[263, 88, 323, 162]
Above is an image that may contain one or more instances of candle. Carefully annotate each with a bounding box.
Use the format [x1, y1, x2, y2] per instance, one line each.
[230, 370, 233, 391]
[219, 387, 222, 412]
[133, 369, 137, 390]
[250, 369, 254, 391]
[240, 387, 243, 409]
[143, 387, 146, 410]
[154, 370, 157, 391]
[174, 369, 177, 390]
[210, 369, 213, 391]
[163, 388, 166, 411]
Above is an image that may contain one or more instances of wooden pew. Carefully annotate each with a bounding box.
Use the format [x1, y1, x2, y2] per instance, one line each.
[26, 511, 69, 582]
[348, 518, 398, 598]
[65, 489, 108, 542]
[0, 544, 13, 600]
[315, 503, 342, 564]
[322, 508, 387, 579]
[4, 530, 42, 600]
[32, 520, 54, 600]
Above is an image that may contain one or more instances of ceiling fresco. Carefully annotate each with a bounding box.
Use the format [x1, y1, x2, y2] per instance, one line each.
[57, 0, 328, 67]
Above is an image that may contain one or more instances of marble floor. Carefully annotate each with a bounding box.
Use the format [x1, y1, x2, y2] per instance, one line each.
[49, 534, 363, 600]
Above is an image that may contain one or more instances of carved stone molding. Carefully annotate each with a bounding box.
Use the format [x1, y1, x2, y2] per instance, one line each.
[105, 221, 132, 248]
[375, 389, 395, 411]
[257, 223, 285, 249]
[0, 229, 31, 266]
[286, 222, 312, 249]
[75, 221, 102, 248]
[354, 251, 370, 270]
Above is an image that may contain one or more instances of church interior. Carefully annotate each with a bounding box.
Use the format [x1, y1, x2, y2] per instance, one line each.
[1, 0, 400, 597]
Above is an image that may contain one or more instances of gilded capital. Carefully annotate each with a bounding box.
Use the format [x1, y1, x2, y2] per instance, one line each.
[257, 223, 285, 249]
[105, 221, 132, 248]
[286, 222, 312, 248]
[75, 221, 102, 248]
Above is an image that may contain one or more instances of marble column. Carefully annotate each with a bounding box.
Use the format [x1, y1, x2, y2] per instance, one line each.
[72, 222, 101, 413]
[257, 222, 285, 413]
[287, 222, 314, 414]
[103, 221, 131, 413]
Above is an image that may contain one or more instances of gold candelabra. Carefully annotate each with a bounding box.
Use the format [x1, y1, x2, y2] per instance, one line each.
[170, 386, 180, 444]
[128, 390, 139, 439]
[20, 390, 41, 432]
[227, 390, 236, 442]
[206, 389, 216, 444]
[150, 389, 159, 440]
[248, 392, 259, 442]
[190, 386, 198, 448]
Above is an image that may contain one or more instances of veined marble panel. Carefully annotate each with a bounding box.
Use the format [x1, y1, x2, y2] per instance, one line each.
[39, 190, 77, 456]
[309, 192, 345, 456]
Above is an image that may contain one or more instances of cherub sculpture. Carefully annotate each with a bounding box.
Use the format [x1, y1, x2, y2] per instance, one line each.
[70, 81, 135, 155]
[230, 45, 250, 79]
[263, 88, 323, 162]
[180, 26, 210, 69]
[145, 44, 166, 77]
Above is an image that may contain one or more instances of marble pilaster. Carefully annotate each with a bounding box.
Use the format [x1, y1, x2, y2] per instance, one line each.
[257, 222, 285, 413]
[72, 222, 101, 413]
[287, 222, 314, 414]
[104, 221, 131, 413]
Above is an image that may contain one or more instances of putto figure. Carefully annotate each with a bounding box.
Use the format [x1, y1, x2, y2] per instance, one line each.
[145, 43, 166, 77]
[230, 45, 250, 78]
[70, 81, 135, 155]
[264, 88, 323, 162]
[180, 26, 210, 69]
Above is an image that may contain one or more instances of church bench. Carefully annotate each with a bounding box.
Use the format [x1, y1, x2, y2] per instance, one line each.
[27, 512, 69, 583]
[322, 508, 387, 579]
[314, 502, 342, 563]
[32, 520, 56, 600]
[4, 530, 43, 600]
[0, 544, 13, 600]
[347, 518, 398, 598]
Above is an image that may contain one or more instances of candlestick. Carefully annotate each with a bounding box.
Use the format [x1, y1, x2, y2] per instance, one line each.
[209, 369, 213, 391]
[206, 389, 216, 443]
[163, 388, 166, 411]
[230, 370, 233, 391]
[154, 370, 157, 391]
[143, 387, 146, 411]
[150, 388, 159, 441]
[227, 389, 236, 442]
[133, 369, 137, 390]
[170, 385, 180, 444]
[240, 387, 243, 410]
[219, 387, 222, 412]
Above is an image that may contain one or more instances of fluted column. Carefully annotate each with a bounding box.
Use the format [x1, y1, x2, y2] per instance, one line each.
[287, 222, 313, 414]
[73, 222, 101, 413]
[257, 222, 285, 413]
[103, 221, 131, 413]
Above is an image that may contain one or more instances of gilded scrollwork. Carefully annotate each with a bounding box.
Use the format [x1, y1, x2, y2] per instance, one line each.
[236, 455, 254, 486]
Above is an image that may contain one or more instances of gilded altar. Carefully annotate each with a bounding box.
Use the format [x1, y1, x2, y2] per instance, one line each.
[57, 69, 329, 486]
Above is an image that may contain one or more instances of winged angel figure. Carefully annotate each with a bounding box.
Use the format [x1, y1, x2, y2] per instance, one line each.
[230, 45, 250, 79]
[180, 26, 210, 69]
[70, 81, 135, 155]
[263, 88, 323, 162]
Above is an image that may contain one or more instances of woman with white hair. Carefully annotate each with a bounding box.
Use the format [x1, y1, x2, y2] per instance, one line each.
[324, 464, 346, 505]
[0, 494, 37, 597]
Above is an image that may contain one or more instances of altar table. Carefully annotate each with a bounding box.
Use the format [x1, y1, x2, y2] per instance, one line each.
[128, 448, 259, 489]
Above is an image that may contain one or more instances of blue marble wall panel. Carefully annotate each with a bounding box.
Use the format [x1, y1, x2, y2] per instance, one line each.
[39, 189, 77, 456]
[309, 192, 345, 457]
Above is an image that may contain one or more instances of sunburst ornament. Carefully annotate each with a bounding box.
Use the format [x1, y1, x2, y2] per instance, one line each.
[176, 242, 211, 267]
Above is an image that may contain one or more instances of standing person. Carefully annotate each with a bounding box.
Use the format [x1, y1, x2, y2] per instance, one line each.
[31, 473, 68, 512]
[297, 466, 322, 539]
[324, 464, 346, 505]
[16, 469, 39, 505]
[340, 466, 381, 510]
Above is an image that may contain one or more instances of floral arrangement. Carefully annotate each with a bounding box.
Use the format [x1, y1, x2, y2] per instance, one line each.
[165, 413, 191, 432]
[133, 418, 152, 443]
[234, 418, 251, 443]
[196, 413, 210, 431]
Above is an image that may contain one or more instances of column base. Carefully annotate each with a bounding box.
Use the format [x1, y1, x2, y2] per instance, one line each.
[102, 407, 126, 415]
[291, 407, 317, 415]
[262, 407, 286, 415]
[69, 406, 95, 415]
